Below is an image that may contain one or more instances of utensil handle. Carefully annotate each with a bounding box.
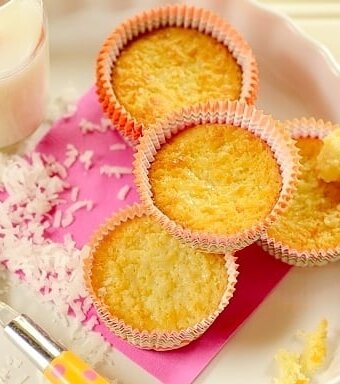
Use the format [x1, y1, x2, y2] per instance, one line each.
[43, 351, 109, 383]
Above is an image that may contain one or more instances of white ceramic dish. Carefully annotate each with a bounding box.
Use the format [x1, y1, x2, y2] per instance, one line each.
[0, 0, 340, 383]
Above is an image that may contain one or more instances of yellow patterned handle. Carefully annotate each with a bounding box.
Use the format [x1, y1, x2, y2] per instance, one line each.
[43, 351, 109, 384]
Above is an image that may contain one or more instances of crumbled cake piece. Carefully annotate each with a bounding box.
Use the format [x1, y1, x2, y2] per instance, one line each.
[274, 350, 309, 384]
[317, 128, 340, 183]
[299, 319, 328, 376]
[274, 320, 328, 384]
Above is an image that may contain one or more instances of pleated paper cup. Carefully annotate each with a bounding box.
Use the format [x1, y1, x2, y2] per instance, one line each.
[260, 118, 340, 267]
[134, 100, 300, 254]
[84, 204, 238, 351]
[96, 4, 259, 144]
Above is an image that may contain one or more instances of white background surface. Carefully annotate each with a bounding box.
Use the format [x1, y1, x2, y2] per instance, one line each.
[1, 1, 340, 383]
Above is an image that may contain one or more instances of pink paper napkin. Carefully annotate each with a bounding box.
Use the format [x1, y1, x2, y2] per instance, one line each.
[36, 87, 291, 384]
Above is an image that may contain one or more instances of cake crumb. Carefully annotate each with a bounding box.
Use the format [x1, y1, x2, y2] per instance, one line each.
[274, 350, 309, 384]
[299, 319, 328, 376]
[317, 128, 340, 182]
[273, 320, 328, 384]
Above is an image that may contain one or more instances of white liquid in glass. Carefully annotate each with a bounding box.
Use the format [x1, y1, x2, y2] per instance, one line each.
[0, 0, 48, 147]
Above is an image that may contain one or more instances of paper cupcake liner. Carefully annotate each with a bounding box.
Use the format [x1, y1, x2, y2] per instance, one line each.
[133, 100, 300, 254]
[259, 117, 340, 267]
[96, 4, 259, 144]
[83, 203, 239, 351]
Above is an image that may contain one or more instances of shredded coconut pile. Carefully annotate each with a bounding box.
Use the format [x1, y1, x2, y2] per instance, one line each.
[0, 152, 91, 320]
[0, 152, 116, 379]
[0, 153, 67, 244]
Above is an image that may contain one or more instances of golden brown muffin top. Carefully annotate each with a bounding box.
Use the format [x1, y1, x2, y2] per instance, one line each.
[149, 123, 282, 235]
[91, 215, 228, 331]
[112, 27, 242, 127]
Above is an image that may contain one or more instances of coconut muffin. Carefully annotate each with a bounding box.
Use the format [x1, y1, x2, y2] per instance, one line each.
[85, 205, 238, 350]
[266, 137, 340, 253]
[112, 27, 242, 127]
[96, 5, 259, 142]
[134, 101, 299, 253]
[149, 123, 282, 235]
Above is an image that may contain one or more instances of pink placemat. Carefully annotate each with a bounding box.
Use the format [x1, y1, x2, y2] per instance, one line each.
[36, 87, 291, 384]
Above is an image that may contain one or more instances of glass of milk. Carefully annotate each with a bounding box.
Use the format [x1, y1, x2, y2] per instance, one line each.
[0, 0, 48, 148]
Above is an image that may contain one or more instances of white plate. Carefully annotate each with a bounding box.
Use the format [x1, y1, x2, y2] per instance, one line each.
[1, 1, 340, 383]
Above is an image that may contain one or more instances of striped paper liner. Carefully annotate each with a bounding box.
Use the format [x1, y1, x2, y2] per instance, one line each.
[134, 100, 300, 254]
